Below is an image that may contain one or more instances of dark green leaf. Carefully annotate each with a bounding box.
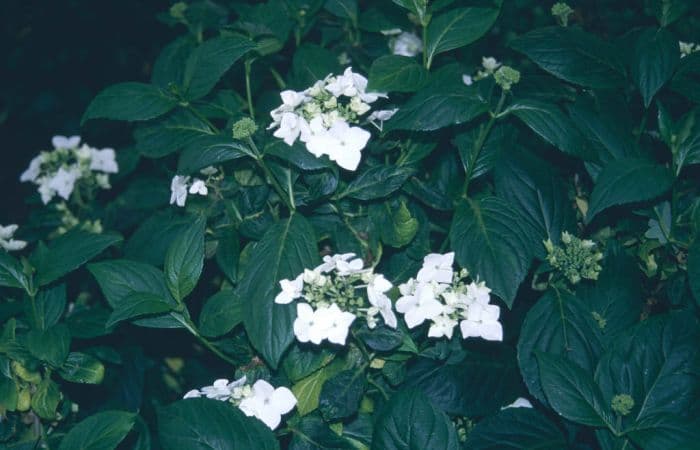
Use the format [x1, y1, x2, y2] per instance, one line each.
[367, 55, 428, 92]
[518, 288, 603, 404]
[371, 388, 459, 450]
[319, 369, 367, 421]
[157, 398, 279, 450]
[0, 252, 29, 291]
[124, 211, 195, 266]
[340, 165, 415, 201]
[454, 124, 511, 183]
[165, 217, 205, 301]
[35, 230, 122, 286]
[240, 215, 319, 368]
[688, 239, 700, 306]
[354, 324, 404, 351]
[58, 410, 136, 450]
[288, 413, 354, 450]
[628, 414, 700, 450]
[671, 52, 700, 103]
[324, 0, 357, 21]
[450, 197, 532, 307]
[264, 140, 331, 171]
[135, 109, 214, 158]
[631, 27, 679, 107]
[510, 100, 592, 160]
[106, 292, 174, 328]
[82, 82, 177, 123]
[674, 111, 700, 175]
[183, 36, 255, 100]
[586, 158, 674, 223]
[510, 26, 625, 89]
[282, 345, 336, 383]
[292, 45, 341, 89]
[292, 359, 345, 416]
[58, 352, 105, 384]
[26, 284, 67, 330]
[25, 324, 71, 367]
[31, 378, 61, 420]
[536, 352, 612, 427]
[425, 3, 501, 68]
[152, 36, 196, 88]
[177, 134, 249, 174]
[198, 290, 243, 338]
[466, 407, 567, 450]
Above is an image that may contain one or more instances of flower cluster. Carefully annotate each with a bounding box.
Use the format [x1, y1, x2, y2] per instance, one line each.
[184, 376, 297, 430]
[169, 166, 218, 207]
[551, 2, 574, 27]
[396, 252, 503, 341]
[20, 135, 118, 205]
[544, 232, 603, 284]
[462, 57, 521, 91]
[268, 68, 387, 171]
[275, 253, 397, 346]
[0, 224, 27, 252]
[680, 41, 700, 58]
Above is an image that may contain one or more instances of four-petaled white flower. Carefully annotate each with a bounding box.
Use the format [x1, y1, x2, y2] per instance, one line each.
[52, 135, 80, 149]
[396, 282, 445, 328]
[293, 302, 327, 344]
[314, 303, 356, 345]
[306, 120, 370, 171]
[428, 314, 458, 339]
[0, 224, 27, 252]
[367, 274, 397, 328]
[275, 274, 304, 304]
[89, 148, 119, 173]
[482, 57, 501, 72]
[273, 112, 310, 146]
[238, 379, 297, 430]
[48, 167, 81, 201]
[200, 378, 236, 401]
[315, 253, 360, 273]
[460, 302, 502, 341]
[20, 155, 44, 183]
[417, 252, 455, 284]
[169, 175, 190, 207]
[391, 31, 423, 57]
[466, 281, 491, 304]
[189, 178, 208, 196]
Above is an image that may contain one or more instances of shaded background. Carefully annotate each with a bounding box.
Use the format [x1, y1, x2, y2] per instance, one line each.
[0, 0, 174, 223]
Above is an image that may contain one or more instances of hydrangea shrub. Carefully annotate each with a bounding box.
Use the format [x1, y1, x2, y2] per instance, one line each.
[2, 1, 700, 449]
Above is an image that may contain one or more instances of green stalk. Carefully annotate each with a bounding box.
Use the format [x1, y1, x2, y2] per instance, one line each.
[246, 137, 295, 211]
[245, 59, 255, 120]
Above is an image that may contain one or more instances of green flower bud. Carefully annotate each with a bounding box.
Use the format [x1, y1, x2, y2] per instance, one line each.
[17, 388, 31, 412]
[551, 2, 574, 26]
[232, 117, 258, 140]
[611, 394, 634, 416]
[544, 232, 603, 284]
[170, 2, 188, 20]
[494, 66, 521, 91]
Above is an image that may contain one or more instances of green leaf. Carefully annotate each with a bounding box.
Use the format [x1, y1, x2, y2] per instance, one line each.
[510, 26, 625, 89]
[594, 313, 700, 425]
[26, 284, 67, 330]
[339, 165, 415, 201]
[673, 111, 700, 175]
[509, 100, 592, 160]
[105, 292, 174, 328]
[82, 82, 177, 123]
[324, 0, 357, 21]
[385, 76, 488, 131]
[58, 352, 105, 384]
[239, 215, 319, 368]
[631, 27, 679, 107]
[288, 413, 354, 450]
[450, 197, 532, 307]
[152, 36, 196, 88]
[425, 3, 501, 68]
[367, 55, 428, 93]
[518, 288, 603, 404]
[282, 345, 336, 382]
[406, 349, 521, 416]
[319, 369, 367, 421]
[454, 124, 511, 183]
[466, 407, 567, 450]
[198, 290, 243, 338]
[124, 211, 195, 266]
[495, 150, 576, 258]
[370, 200, 418, 248]
[0, 252, 29, 291]
[264, 140, 331, 171]
[183, 35, 255, 101]
[178, 135, 248, 174]
[392, 0, 428, 25]
[31, 377, 61, 420]
[292, 359, 344, 416]
[628, 414, 700, 450]
[58, 410, 136, 450]
[25, 324, 71, 367]
[35, 230, 122, 286]
[157, 398, 279, 450]
[671, 52, 700, 103]
[688, 239, 700, 306]
[165, 217, 205, 301]
[586, 158, 674, 223]
[371, 388, 460, 450]
[0, 375, 17, 412]
[291, 45, 341, 89]
[135, 109, 214, 158]
[536, 352, 612, 428]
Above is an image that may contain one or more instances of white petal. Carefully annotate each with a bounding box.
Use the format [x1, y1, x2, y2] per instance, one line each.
[271, 387, 297, 414]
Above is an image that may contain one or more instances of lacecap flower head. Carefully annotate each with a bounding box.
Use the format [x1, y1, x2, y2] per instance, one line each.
[275, 253, 398, 346]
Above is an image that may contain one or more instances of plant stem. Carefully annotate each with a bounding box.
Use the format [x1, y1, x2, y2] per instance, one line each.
[176, 314, 238, 366]
[246, 137, 295, 211]
[461, 89, 508, 198]
[187, 105, 218, 133]
[368, 377, 390, 401]
[422, 24, 429, 69]
[245, 59, 255, 120]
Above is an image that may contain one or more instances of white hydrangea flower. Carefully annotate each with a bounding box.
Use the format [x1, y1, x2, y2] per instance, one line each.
[20, 155, 44, 182]
[315, 252, 361, 273]
[0, 224, 27, 252]
[391, 31, 423, 57]
[200, 378, 237, 401]
[48, 167, 81, 201]
[89, 148, 119, 173]
[275, 273, 304, 304]
[462, 74, 473, 86]
[293, 302, 327, 344]
[417, 252, 455, 284]
[306, 120, 370, 171]
[366, 274, 397, 328]
[273, 112, 310, 146]
[169, 175, 190, 207]
[502, 397, 533, 409]
[314, 303, 356, 345]
[482, 57, 501, 72]
[466, 281, 491, 304]
[52, 135, 80, 149]
[460, 302, 502, 341]
[428, 314, 458, 339]
[238, 380, 297, 430]
[183, 389, 201, 399]
[396, 282, 445, 328]
[189, 178, 208, 196]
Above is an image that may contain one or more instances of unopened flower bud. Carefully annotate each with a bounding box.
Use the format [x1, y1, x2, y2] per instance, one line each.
[232, 118, 258, 140]
[611, 394, 634, 416]
[551, 2, 574, 26]
[494, 66, 521, 91]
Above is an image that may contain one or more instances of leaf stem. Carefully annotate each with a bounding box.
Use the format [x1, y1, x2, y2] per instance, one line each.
[176, 314, 238, 366]
[187, 105, 218, 133]
[246, 137, 295, 211]
[244, 59, 255, 120]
